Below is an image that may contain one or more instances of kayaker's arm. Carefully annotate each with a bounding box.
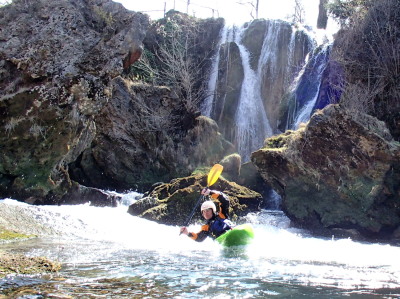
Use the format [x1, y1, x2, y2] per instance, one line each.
[185, 224, 209, 242]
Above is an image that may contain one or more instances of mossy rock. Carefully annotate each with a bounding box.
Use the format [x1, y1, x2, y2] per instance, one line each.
[128, 174, 263, 226]
[0, 252, 61, 278]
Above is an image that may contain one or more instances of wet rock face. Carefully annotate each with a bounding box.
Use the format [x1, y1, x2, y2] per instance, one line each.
[211, 41, 243, 143]
[252, 104, 400, 240]
[0, 0, 149, 202]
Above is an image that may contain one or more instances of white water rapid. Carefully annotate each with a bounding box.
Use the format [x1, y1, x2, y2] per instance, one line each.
[1, 196, 400, 298]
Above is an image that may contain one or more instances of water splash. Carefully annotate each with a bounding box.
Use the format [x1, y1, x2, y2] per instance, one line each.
[2, 197, 400, 297]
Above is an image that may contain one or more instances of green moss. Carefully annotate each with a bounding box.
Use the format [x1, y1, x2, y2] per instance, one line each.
[264, 131, 294, 149]
[0, 227, 35, 241]
[93, 6, 114, 27]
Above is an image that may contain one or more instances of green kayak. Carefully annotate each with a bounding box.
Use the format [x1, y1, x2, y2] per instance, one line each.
[216, 224, 254, 247]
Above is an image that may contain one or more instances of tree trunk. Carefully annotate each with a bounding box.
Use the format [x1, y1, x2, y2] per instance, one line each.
[317, 0, 328, 29]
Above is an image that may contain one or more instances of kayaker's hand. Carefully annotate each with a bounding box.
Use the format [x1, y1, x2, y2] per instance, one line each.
[201, 188, 210, 196]
[180, 227, 189, 235]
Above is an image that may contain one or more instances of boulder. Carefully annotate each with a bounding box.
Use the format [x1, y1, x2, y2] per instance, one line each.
[252, 104, 400, 240]
[128, 173, 263, 226]
[219, 153, 241, 180]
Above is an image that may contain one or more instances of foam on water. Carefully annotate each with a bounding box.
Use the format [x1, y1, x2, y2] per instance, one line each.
[1, 196, 400, 294]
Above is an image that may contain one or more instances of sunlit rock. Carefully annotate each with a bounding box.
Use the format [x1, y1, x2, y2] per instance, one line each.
[252, 104, 400, 240]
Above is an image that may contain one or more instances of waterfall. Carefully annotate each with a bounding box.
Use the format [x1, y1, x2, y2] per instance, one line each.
[203, 20, 321, 161]
[288, 44, 331, 130]
[234, 25, 273, 162]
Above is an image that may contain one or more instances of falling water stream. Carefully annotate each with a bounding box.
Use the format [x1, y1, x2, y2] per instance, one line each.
[234, 24, 273, 162]
[1, 196, 400, 298]
[202, 20, 326, 162]
[289, 44, 331, 130]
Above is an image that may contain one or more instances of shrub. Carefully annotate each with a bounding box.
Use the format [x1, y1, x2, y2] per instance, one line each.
[331, 0, 400, 138]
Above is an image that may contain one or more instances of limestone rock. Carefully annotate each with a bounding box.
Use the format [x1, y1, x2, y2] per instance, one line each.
[219, 153, 242, 180]
[252, 104, 400, 239]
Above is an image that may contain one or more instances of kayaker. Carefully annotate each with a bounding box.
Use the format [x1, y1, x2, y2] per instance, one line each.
[180, 188, 233, 242]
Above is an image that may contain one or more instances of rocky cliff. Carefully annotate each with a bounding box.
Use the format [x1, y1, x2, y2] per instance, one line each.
[0, 0, 149, 203]
[0, 0, 229, 203]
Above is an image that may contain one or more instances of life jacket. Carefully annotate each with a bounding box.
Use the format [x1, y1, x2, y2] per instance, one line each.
[209, 217, 232, 239]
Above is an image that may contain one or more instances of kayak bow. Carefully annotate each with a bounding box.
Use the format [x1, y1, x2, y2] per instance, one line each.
[215, 224, 254, 247]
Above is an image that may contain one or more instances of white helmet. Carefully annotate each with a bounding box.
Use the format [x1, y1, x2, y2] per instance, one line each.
[201, 201, 216, 214]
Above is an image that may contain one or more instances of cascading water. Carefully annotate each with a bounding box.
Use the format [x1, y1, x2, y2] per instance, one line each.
[202, 25, 230, 118]
[234, 25, 273, 162]
[1, 197, 400, 298]
[203, 20, 318, 162]
[286, 44, 331, 130]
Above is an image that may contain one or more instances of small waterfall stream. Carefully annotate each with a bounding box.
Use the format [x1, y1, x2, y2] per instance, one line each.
[234, 24, 272, 162]
[288, 44, 331, 130]
[202, 26, 229, 118]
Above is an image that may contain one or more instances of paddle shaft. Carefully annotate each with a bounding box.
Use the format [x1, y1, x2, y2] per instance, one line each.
[182, 194, 204, 227]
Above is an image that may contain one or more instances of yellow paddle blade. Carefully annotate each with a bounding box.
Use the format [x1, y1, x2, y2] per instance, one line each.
[207, 164, 223, 187]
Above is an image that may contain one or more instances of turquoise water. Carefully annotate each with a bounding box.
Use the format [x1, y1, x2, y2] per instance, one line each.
[1, 197, 400, 298]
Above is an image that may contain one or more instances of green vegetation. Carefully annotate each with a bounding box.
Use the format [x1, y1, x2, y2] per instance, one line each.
[0, 226, 35, 241]
[129, 48, 157, 83]
[191, 166, 211, 176]
[0, 227, 60, 278]
[264, 130, 298, 149]
[93, 6, 114, 27]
